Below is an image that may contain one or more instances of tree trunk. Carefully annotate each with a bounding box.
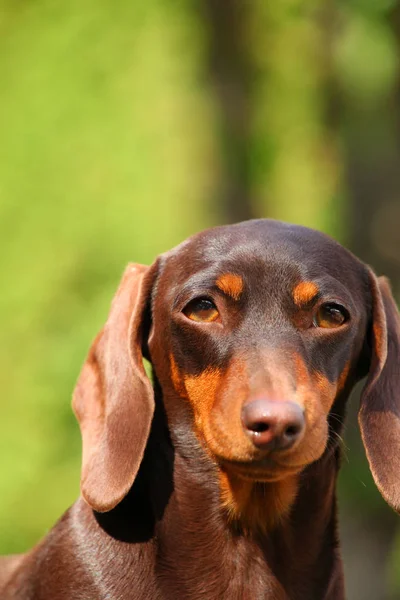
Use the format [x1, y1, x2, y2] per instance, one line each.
[201, 0, 255, 223]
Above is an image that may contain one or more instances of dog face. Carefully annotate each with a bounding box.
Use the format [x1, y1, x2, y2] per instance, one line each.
[73, 220, 400, 526]
[149, 221, 368, 481]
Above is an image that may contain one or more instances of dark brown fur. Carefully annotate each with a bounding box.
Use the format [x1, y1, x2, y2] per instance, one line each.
[1, 219, 400, 600]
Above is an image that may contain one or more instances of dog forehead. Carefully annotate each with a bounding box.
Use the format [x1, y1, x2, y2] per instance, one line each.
[158, 219, 364, 288]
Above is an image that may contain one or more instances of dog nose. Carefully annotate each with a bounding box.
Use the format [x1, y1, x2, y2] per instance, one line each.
[241, 398, 305, 451]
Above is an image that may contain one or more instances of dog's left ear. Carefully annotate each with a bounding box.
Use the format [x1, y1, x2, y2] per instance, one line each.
[72, 262, 158, 513]
[359, 271, 400, 513]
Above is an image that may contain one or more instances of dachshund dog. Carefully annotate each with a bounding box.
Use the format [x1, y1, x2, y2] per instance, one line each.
[1, 219, 399, 599]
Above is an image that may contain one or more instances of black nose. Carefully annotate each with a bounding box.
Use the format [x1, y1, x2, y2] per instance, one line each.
[241, 398, 305, 451]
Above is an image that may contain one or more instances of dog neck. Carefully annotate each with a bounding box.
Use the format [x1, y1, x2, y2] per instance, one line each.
[145, 434, 343, 599]
[89, 397, 345, 599]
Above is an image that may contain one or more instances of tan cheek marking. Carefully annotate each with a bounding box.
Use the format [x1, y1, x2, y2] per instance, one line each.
[183, 369, 222, 431]
[294, 353, 334, 427]
[170, 355, 223, 441]
[290, 354, 331, 466]
[293, 281, 319, 306]
[314, 361, 352, 411]
[337, 361, 351, 393]
[293, 352, 311, 391]
[169, 354, 186, 396]
[295, 352, 348, 413]
[313, 372, 337, 410]
[294, 353, 322, 424]
[216, 273, 244, 300]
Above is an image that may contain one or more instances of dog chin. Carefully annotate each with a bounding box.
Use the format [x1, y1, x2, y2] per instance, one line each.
[218, 458, 306, 483]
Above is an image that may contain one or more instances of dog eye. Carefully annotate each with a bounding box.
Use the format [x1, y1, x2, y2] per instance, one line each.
[314, 303, 348, 329]
[183, 298, 219, 322]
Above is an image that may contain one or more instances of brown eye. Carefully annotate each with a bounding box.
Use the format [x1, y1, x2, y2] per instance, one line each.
[183, 298, 219, 322]
[314, 303, 348, 329]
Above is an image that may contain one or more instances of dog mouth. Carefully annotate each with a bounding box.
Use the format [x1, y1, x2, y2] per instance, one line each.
[218, 456, 308, 482]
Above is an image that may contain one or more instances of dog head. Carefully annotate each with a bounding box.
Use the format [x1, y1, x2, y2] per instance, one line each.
[73, 220, 400, 525]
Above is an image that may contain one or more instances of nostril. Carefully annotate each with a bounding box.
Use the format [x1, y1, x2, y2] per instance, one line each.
[250, 422, 270, 434]
[284, 424, 300, 438]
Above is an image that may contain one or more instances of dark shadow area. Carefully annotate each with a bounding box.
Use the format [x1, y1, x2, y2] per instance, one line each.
[95, 386, 174, 544]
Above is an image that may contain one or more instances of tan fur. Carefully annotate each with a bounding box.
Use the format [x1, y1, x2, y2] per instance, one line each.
[169, 354, 186, 397]
[219, 470, 299, 532]
[172, 356, 301, 530]
[169, 349, 352, 531]
[216, 273, 244, 300]
[183, 369, 222, 432]
[293, 281, 319, 306]
[337, 361, 351, 393]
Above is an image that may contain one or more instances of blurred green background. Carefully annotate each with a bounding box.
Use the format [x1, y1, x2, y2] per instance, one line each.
[1, 1, 400, 598]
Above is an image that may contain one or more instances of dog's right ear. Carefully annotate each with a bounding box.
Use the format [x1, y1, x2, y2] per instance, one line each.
[73, 262, 158, 513]
[358, 272, 400, 513]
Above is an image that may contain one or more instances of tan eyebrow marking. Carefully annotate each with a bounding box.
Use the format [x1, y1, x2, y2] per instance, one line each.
[216, 273, 244, 301]
[293, 281, 319, 306]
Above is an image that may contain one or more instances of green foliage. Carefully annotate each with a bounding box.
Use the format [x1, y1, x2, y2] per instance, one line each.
[336, 9, 398, 107]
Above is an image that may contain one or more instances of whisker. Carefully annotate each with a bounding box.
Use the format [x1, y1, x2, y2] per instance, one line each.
[328, 429, 350, 463]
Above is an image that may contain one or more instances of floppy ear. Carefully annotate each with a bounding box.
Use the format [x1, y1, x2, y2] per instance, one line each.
[72, 263, 157, 513]
[358, 271, 400, 513]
